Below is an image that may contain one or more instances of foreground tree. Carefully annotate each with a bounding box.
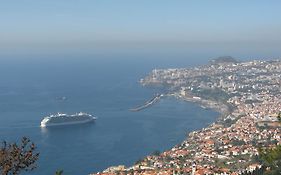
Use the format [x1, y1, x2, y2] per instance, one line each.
[258, 145, 281, 175]
[0, 137, 39, 175]
[257, 115, 281, 175]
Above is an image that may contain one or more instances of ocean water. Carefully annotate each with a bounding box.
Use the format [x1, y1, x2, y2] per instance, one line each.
[0, 54, 219, 175]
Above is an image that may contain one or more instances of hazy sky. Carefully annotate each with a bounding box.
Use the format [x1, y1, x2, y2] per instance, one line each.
[1, 0, 281, 56]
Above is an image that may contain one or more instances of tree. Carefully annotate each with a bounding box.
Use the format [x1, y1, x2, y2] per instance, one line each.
[255, 112, 281, 175]
[241, 166, 266, 175]
[55, 170, 63, 175]
[277, 112, 281, 123]
[259, 145, 281, 175]
[0, 137, 39, 175]
[151, 150, 161, 156]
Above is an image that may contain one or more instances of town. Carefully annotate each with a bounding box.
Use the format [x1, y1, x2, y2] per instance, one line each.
[92, 58, 281, 175]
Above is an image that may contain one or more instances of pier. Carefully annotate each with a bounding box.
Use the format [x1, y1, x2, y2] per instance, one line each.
[130, 94, 163, 112]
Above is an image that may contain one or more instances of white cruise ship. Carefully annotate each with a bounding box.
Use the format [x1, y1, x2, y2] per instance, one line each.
[40, 112, 96, 127]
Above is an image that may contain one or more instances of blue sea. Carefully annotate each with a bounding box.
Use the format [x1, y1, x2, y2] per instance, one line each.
[0, 54, 219, 175]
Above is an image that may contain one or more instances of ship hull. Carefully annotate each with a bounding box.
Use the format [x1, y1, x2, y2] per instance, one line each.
[40, 117, 96, 127]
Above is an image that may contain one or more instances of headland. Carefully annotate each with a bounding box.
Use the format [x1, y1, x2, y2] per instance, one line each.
[92, 57, 281, 175]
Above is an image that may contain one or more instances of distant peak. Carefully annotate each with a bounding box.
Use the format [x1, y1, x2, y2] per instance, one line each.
[210, 56, 239, 65]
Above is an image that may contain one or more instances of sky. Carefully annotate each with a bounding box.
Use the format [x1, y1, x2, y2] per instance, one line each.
[1, 0, 281, 57]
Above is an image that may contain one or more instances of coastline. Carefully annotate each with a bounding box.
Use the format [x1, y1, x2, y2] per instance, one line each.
[93, 92, 230, 174]
[168, 92, 231, 120]
[93, 59, 281, 175]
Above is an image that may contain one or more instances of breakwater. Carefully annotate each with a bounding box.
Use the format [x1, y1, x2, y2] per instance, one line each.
[130, 94, 163, 112]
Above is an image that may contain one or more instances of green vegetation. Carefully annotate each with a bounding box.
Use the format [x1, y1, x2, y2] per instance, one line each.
[0, 137, 64, 175]
[151, 150, 161, 156]
[255, 116, 281, 175]
[55, 170, 64, 175]
[210, 56, 239, 65]
[192, 88, 232, 102]
[0, 137, 39, 175]
[241, 166, 266, 175]
[245, 99, 263, 104]
[222, 114, 242, 127]
[277, 112, 281, 123]
[258, 145, 281, 175]
[231, 139, 246, 146]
